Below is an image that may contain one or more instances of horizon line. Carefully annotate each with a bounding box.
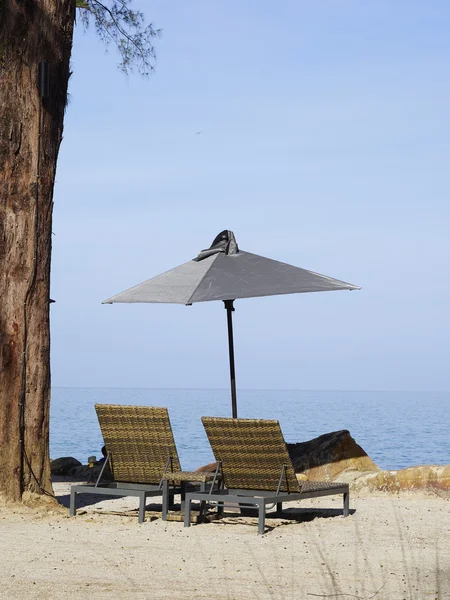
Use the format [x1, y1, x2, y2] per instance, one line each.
[50, 386, 450, 393]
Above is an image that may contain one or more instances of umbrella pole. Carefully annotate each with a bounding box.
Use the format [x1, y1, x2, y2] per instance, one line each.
[224, 300, 237, 418]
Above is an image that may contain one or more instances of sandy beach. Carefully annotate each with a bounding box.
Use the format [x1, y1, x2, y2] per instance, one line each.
[0, 481, 448, 600]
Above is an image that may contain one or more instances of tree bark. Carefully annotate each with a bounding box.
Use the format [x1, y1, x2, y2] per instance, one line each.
[0, 0, 75, 501]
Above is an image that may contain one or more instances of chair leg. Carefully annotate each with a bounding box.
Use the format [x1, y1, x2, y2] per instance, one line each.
[180, 482, 186, 512]
[69, 489, 77, 517]
[184, 496, 192, 528]
[138, 492, 146, 524]
[197, 482, 207, 517]
[258, 500, 266, 535]
[343, 491, 349, 517]
[162, 480, 169, 521]
[198, 499, 207, 522]
[276, 502, 282, 514]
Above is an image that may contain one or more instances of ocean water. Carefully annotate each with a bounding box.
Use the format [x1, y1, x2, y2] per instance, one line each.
[50, 388, 450, 471]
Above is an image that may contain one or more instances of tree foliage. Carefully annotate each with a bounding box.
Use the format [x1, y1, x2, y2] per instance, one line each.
[75, 0, 161, 75]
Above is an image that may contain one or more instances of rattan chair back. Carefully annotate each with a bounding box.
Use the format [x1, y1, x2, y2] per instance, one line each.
[95, 404, 182, 485]
[202, 417, 300, 493]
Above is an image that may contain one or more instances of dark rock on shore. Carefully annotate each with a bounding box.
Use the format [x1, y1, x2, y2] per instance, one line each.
[50, 457, 82, 475]
[287, 429, 380, 481]
[69, 462, 113, 481]
[51, 457, 113, 481]
[195, 462, 218, 474]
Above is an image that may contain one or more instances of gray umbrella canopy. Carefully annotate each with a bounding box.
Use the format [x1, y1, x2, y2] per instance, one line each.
[103, 231, 360, 416]
[103, 249, 359, 305]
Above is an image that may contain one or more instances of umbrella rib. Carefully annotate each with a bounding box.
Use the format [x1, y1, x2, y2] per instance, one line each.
[185, 255, 220, 305]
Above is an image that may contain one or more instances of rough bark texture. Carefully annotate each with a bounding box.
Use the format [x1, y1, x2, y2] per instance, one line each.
[0, 0, 75, 501]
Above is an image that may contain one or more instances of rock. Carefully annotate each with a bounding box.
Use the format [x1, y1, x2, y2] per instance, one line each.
[69, 462, 113, 481]
[195, 462, 218, 474]
[287, 429, 381, 481]
[68, 465, 96, 480]
[50, 457, 82, 475]
[351, 464, 450, 495]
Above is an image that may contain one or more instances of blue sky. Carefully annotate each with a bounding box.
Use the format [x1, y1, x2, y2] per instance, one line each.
[50, 1, 450, 391]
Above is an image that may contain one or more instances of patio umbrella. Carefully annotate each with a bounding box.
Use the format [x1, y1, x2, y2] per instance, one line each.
[103, 231, 360, 417]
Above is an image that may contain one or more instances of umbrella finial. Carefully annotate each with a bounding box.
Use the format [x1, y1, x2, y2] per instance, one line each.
[195, 230, 239, 261]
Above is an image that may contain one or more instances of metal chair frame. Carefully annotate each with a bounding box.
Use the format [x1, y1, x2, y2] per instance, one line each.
[183, 419, 351, 535]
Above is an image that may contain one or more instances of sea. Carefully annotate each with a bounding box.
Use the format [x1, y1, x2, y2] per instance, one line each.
[50, 388, 450, 471]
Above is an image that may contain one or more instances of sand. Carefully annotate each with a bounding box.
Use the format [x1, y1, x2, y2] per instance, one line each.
[0, 481, 449, 600]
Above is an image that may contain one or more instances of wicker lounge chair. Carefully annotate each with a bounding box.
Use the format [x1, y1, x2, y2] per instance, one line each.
[184, 417, 350, 534]
[70, 404, 185, 523]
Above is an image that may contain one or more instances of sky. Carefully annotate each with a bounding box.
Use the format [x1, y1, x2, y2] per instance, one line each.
[50, 0, 450, 391]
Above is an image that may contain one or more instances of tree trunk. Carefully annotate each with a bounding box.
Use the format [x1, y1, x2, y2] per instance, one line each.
[0, 0, 75, 501]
